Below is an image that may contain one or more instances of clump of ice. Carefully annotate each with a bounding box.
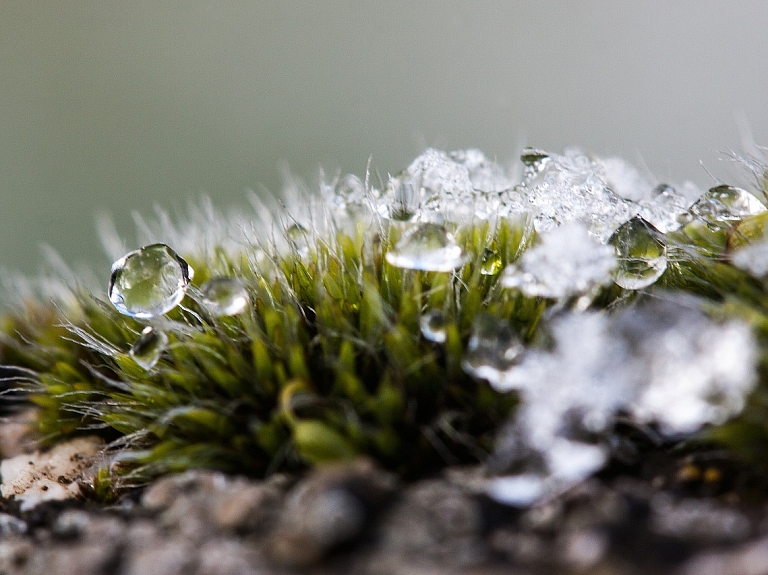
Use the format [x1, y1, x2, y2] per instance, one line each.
[732, 235, 768, 277]
[488, 297, 756, 507]
[501, 222, 616, 300]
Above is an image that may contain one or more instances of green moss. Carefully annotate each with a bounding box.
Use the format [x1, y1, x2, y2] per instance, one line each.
[5, 188, 768, 496]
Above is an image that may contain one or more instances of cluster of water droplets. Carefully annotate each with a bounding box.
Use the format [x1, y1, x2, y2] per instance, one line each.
[107, 242, 251, 370]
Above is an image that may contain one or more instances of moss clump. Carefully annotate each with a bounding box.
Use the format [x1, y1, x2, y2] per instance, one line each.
[3, 149, 768, 498]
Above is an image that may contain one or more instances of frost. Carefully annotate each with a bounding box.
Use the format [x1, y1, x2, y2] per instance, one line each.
[489, 298, 756, 506]
[500, 223, 616, 300]
[732, 235, 768, 277]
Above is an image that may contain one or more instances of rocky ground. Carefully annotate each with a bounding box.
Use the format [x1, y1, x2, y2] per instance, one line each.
[0, 442, 767, 575]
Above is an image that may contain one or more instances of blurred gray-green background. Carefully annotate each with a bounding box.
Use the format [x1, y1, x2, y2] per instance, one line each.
[2, 1, 768, 274]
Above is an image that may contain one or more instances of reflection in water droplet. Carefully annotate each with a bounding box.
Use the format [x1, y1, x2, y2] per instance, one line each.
[480, 248, 502, 275]
[420, 310, 447, 343]
[200, 277, 249, 316]
[385, 223, 468, 272]
[609, 217, 667, 290]
[130, 326, 168, 370]
[689, 185, 766, 225]
[109, 244, 194, 319]
[462, 314, 523, 386]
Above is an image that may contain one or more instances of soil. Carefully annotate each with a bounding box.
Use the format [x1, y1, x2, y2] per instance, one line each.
[0, 442, 767, 575]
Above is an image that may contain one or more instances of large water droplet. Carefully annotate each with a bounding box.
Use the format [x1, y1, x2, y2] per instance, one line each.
[420, 310, 447, 343]
[200, 277, 249, 316]
[688, 185, 766, 225]
[385, 223, 468, 272]
[109, 244, 194, 319]
[609, 217, 667, 290]
[462, 314, 524, 385]
[501, 223, 616, 299]
[130, 326, 168, 370]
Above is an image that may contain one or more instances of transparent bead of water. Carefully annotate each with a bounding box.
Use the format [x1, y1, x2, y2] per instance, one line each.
[130, 326, 168, 370]
[109, 244, 194, 319]
[385, 223, 468, 272]
[520, 148, 551, 184]
[200, 277, 249, 316]
[480, 248, 503, 275]
[609, 217, 668, 290]
[420, 310, 448, 343]
[461, 314, 524, 385]
[286, 223, 311, 256]
[688, 185, 766, 225]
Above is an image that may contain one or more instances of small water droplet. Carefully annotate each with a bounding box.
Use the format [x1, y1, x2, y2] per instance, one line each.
[520, 148, 551, 183]
[130, 326, 168, 370]
[462, 314, 524, 385]
[286, 223, 310, 256]
[609, 217, 667, 290]
[200, 277, 249, 316]
[108, 244, 193, 319]
[480, 248, 503, 275]
[420, 310, 447, 343]
[689, 185, 766, 225]
[385, 223, 468, 272]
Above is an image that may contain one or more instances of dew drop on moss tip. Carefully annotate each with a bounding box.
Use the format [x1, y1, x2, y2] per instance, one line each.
[609, 217, 668, 290]
[420, 310, 448, 343]
[689, 185, 766, 225]
[480, 248, 502, 276]
[385, 223, 468, 272]
[130, 326, 168, 370]
[200, 277, 249, 316]
[108, 244, 194, 319]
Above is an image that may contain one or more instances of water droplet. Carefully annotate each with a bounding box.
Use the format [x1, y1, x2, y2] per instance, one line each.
[689, 185, 766, 225]
[462, 314, 524, 385]
[420, 310, 447, 343]
[130, 326, 168, 370]
[385, 223, 468, 272]
[200, 277, 249, 316]
[109, 244, 194, 319]
[501, 223, 616, 299]
[480, 248, 503, 275]
[609, 217, 667, 290]
[286, 223, 310, 256]
[520, 148, 551, 183]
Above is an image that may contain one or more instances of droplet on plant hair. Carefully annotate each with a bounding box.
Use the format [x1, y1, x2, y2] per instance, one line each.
[609, 217, 667, 290]
[420, 310, 448, 343]
[200, 277, 249, 316]
[688, 184, 766, 225]
[108, 244, 193, 319]
[461, 314, 524, 386]
[130, 326, 168, 370]
[385, 223, 468, 272]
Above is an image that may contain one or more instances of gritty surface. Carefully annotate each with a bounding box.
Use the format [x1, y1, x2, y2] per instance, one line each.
[0, 448, 767, 575]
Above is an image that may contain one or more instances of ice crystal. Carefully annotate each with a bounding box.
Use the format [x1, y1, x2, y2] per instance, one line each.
[490, 298, 756, 506]
[501, 223, 616, 300]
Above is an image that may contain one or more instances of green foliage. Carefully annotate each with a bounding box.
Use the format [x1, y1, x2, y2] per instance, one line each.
[6, 195, 768, 495]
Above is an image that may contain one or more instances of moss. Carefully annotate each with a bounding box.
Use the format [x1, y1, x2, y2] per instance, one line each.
[3, 159, 768, 497]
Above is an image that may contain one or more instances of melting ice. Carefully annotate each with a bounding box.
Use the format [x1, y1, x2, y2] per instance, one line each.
[108, 244, 194, 319]
[501, 223, 616, 300]
[488, 298, 756, 506]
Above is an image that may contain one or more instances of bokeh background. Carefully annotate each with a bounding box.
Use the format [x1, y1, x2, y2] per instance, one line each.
[2, 1, 767, 274]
